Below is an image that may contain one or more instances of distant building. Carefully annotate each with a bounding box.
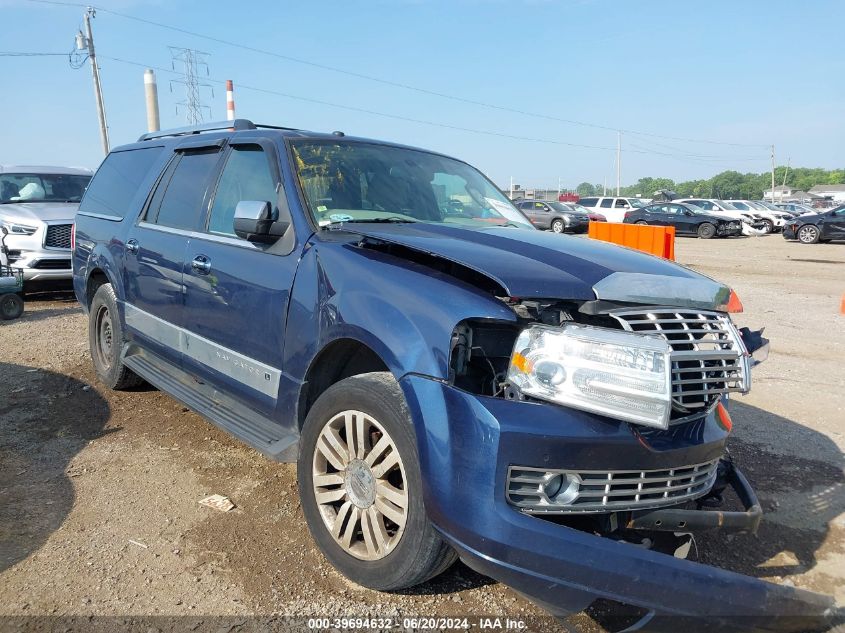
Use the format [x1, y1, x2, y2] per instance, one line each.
[808, 184, 845, 203]
[763, 186, 823, 203]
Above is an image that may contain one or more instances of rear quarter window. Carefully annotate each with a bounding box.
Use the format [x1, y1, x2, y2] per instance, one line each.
[79, 147, 163, 218]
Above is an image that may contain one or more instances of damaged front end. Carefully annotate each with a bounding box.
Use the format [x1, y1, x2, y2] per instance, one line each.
[428, 293, 835, 631]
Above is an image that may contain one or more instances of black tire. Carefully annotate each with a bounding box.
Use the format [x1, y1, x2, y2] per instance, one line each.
[635, 220, 649, 225]
[797, 224, 820, 244]
[761, 219, 774, 233]
[298, 372, 457, 590]
[0, 293, 24, 320]
[89, 283, 144, 390]
[697, 223, 717, 239]
[551, 218, 565, 233]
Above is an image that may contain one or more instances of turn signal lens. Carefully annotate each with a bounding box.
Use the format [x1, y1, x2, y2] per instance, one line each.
[716, 401, 733, 432]
[726, 289, 744, 313]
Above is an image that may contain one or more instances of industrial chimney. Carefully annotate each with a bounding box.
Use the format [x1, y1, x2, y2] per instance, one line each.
[144, 69, 160, 132]
[226, 80, 235, 121]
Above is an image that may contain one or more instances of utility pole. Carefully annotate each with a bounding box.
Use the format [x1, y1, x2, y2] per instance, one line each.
[616, 131, 622, 196]
[770, 144, 776, 203]
[782, 157, 790, 188]
[77, 7, 109, 155]
[509, 176, 514, 200]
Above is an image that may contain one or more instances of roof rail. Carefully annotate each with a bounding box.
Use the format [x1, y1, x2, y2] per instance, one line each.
[137, 119, 257, 142]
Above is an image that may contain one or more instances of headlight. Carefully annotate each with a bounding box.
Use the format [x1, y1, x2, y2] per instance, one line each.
[507, 324, 673, 429]
[1, 222, 38, 235]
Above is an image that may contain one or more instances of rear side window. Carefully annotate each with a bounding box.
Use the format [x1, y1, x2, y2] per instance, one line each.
[207, 146, 277, 236]
[579, 197, 597, 206]
[600, 199, 613, 208]
[79, 147, 161, 218]
[152, 150, 221, 230]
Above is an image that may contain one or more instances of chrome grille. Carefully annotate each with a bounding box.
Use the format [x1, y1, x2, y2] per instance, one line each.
[611, 308, 749, 419]
[44, 224, 72, 249]
[507, 459, 719, 514]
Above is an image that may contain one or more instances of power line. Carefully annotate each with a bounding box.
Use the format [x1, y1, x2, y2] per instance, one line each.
[22, 0, 771, 150]
[99, 54, 773, 165]
[0, 51, 68, 56]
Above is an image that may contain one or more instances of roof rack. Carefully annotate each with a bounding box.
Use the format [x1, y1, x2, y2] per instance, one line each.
[137, 119, 299, 142]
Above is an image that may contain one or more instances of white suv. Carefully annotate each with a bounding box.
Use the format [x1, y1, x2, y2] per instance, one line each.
[0, 165, 92, 285]
[576, 196, 647, 223]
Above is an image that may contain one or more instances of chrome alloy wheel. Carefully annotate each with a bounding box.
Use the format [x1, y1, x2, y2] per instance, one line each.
[797, 225, 818, 243]
[312, 410, 408, 561]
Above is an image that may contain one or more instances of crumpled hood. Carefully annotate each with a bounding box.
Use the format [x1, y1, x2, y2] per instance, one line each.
[0, 201, 79, 223]
[341, 223, 729, 307]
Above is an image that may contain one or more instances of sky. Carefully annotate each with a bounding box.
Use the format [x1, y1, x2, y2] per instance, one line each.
[1, 0, 843, 191]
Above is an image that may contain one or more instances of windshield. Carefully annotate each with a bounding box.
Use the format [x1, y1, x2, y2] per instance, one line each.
[628, 199, 646, 208]
[570, 203, 592, 214]
[548, 201, 581, 214]
[729, 201, 750, 210]
[0, 173, 91, 203]
[718, 200, 739, 210]
[291, 140, 533, 229]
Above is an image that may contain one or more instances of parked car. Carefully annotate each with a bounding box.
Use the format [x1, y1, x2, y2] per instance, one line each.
[515, 200, 590, 233]
[72, 119, 830, 629]
[570, 202, 607, 222]
[575, 196, 647, 223]
[725, 200, 790, 233]
[0, 165, 92, 287]
[674, 198, 769, 233]
[624, 202, 742, 238]
[782, 205, 845, 243]
[775, 202, 817, 216]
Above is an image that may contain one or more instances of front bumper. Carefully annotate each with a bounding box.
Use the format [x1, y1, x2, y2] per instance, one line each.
[2, 226, 73, 281]
[783, 225, 798, 240]
[400, 375, 834, 631]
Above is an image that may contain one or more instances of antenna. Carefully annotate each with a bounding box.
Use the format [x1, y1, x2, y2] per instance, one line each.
[168, 46, 214, 124]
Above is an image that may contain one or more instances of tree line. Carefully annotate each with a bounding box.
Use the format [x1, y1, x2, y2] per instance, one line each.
[574, 167, 845, 200]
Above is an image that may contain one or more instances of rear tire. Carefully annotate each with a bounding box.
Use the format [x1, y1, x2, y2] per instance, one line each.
[89, 283, 144, 390]
[551, 218, 565, 233]
[697, 223, 716, 239]
[635, 220, 649, 225]
[797, 225, 820, 244]
[0, 293, 24, 320]
[298, 372, 456, 590]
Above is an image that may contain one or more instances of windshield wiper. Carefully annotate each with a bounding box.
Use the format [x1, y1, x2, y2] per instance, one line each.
[326, 216, 417, 226]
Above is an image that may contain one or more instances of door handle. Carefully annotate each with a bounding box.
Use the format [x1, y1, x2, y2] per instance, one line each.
[191, 255, 211, 275]
[126, 239, 139, 254]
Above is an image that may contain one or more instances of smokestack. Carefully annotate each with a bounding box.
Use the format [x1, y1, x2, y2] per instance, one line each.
[144, 69, 160, 132]
[226, 79, 235, 121]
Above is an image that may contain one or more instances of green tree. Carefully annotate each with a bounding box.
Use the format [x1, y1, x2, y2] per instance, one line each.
[575, 182, 596, 196]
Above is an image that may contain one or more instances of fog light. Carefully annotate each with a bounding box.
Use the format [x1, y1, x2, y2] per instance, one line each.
[542, 472, 580, 505]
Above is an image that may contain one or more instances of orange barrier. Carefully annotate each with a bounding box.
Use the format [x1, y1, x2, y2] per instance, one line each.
[588, 222, 676, 260]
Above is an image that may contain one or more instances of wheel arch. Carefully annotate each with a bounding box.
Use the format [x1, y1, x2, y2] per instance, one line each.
[297, 336, 391, 430]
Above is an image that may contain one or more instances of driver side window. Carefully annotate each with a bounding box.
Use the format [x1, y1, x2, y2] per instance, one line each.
[208, 145, 277, 236]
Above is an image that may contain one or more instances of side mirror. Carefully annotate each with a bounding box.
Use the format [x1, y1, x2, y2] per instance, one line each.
[685, 210, 694, 216]
[0, 226, 7, 236]
[234, 200, 289, 244]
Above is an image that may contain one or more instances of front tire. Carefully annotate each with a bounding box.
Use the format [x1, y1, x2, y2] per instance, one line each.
[551, 218, 565, 233]
[697, 222, 717, 239]
[797, 225, 820, 244]
[298, 372, 456, 590]
[89, 283, 144, 390]
[761, 219, 774, 233]
[635, 220, 649, 225]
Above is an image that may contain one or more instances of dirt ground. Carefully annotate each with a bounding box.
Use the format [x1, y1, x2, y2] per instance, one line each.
[0, 234, 843, 631]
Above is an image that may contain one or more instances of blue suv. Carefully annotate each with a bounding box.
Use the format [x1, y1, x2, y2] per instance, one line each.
[72, 120, 832, 630]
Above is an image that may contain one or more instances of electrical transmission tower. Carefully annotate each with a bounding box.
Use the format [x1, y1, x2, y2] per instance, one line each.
[169, 47, 213, 124]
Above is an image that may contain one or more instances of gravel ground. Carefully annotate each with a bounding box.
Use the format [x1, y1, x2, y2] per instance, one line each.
[0, 234, 843, 631]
